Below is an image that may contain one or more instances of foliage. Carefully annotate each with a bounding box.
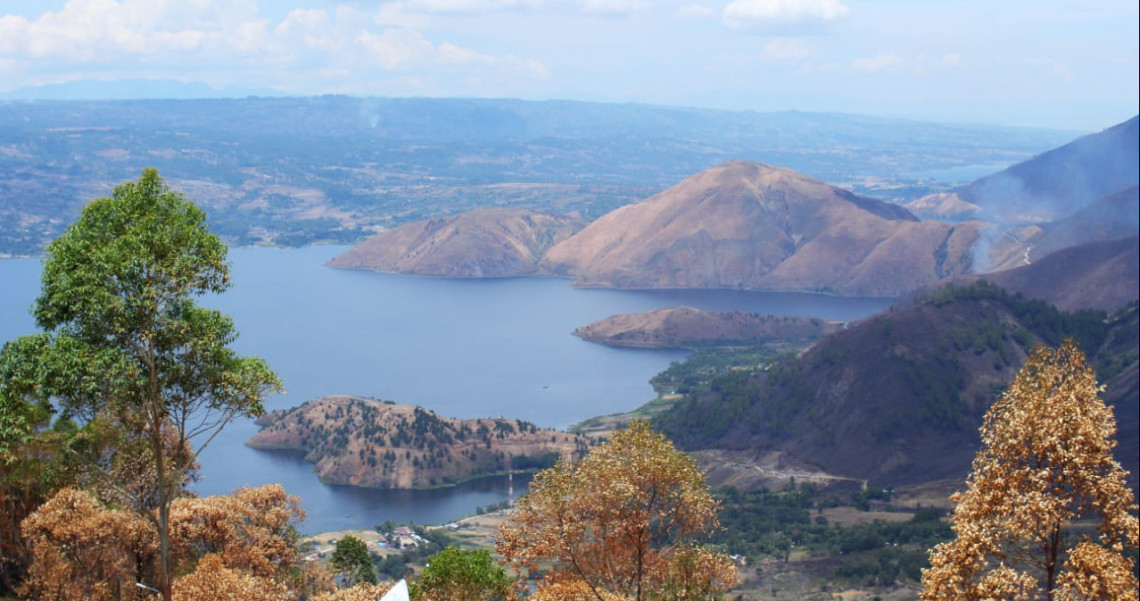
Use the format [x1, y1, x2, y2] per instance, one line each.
[172, 554, 291, 601]
[330, 536, 377, 586]
[410, 547, 512, 601]
[497, 420, 735, 601]
[18, 484, 312, 601]
[0, 169, 282, 600]
[309, 582, 395, 601]
[921, 340, 1139, 601]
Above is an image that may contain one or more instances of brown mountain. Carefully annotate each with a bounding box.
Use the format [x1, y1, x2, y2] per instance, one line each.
[972, 236, 1139, 312]
[573, 306, 842, 349]
[656, 282, 1139, 490]
[542, 161, 984, 297]
[327, 208, 586, 277]
[248, 395, 591, 489]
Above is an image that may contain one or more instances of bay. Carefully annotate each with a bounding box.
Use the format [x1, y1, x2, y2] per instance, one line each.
[0, 245, 890, 532]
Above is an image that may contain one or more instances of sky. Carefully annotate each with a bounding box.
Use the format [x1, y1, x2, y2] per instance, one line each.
[1, 0, 1137, 130]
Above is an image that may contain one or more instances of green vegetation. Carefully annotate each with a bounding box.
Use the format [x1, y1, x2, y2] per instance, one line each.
[650, 346, 793, 397]
[331, 536, 378, 585]
[715, 485, 953, 588]
[410, 547, 512, 601]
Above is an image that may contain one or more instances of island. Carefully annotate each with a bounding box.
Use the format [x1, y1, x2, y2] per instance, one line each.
[247, 395, 593, 489]
[573, 306, 843, 349]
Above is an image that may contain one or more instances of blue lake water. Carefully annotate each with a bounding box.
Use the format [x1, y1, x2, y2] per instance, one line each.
[0, 245, 890, 532]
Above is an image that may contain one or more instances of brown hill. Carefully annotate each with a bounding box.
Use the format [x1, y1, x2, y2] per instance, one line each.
[247, 395, 591, 489]
[573, 306, 842, 349]
[656, 282, 1139, 490]
[972, 236, 1139, 312]
[327, 208, 585, 277]
[978, 185, 1139, 273]
[542, 161, 984, 297]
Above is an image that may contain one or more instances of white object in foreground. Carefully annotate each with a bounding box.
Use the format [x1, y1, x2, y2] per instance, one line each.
[379, 579, 410, 601]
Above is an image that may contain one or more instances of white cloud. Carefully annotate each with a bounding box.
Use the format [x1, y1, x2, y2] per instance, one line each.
[723, 0, 849, 32]
[941, 52, 963, 67]
[0, 1, 549, 96]
[758, 37, 810, 61]
[851, 52, 901, 72]
[676, 3, 716, 19]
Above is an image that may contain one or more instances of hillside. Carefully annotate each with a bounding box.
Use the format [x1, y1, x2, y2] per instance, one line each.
[542, 161, 985, 296]
[656, 282, 1139, 489]
[326, 208, 585, 277]
[971, 236, 1139, 312]
[573, 307, 842, 349]
[909, 115, 1139, 224]
[247, 396, 591, 489]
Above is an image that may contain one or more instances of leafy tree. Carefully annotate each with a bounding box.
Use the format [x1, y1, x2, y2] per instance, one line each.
[331, 535, 377, 586]
[497, 419, 736, 601]
[921, 340, 1139, 601]
[410, 547, 512, 601]
[0, 169, 282, 600]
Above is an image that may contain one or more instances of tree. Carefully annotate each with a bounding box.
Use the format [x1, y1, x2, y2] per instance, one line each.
[0, 169, 282, 600]
[410, 547, 512, 601]
[921, 340, 1139, 601]
[330, 535, 377, 586]
[497, 420, 736, 601]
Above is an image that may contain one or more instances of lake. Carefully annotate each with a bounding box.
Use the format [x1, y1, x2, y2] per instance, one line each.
[0, 245, 890, 532]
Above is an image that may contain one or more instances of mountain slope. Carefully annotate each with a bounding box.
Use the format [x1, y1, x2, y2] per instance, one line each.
[957, 116, 1138, 223]
[973, 236, 1139, 312]
[248, 396, 591, 489]
[542, 161, 984, 297]
[327, 208, 585, 277]
[656, 282, 1138, 489]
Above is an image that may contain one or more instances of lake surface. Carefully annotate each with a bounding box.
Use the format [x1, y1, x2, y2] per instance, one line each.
[0, 246, 890, 532]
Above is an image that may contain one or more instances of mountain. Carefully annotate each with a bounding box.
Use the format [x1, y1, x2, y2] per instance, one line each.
[972, 236, 1139, 312]
[247, 396, 591, 489]
[656, 281, 1139, 490]
[910, 116, 1139, 224]
[542, 161, 985, 297]
[573, 307, 842, 349]
[326, 208, 585, 277]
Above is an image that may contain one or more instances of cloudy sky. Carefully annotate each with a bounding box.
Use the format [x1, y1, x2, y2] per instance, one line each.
[1, 0, 1136, 130]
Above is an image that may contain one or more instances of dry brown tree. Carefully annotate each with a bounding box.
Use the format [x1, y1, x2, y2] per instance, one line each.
[921, 340, 1139, 601]
[497, 419, 735, 601]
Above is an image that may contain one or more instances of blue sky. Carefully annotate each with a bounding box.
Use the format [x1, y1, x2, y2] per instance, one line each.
[1, 0, 1137, 130]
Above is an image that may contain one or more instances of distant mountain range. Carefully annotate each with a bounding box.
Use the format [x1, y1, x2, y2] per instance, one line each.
[0, 97, 1075, 256]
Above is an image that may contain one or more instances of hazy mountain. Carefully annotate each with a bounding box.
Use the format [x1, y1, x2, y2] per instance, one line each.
[326, 208, 585, 277]
[542, 161, 985, 297]
[656, 282, 1138, 489]
[916, 115, 1139, 224]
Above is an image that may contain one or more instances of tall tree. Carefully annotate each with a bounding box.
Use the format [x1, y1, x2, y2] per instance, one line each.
[921, 340, 1139, 601]
[0, 169, 281, 600]
[410, 547, 512, 601]
[497, 419, 736, 601]
[330, 535, 377, 586]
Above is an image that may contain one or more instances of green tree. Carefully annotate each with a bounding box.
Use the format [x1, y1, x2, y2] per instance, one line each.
[331, 535, 377, 586]
[0, 169, 281, 601]
[410, 547, 512, 601]
[921, 340, 1139, 601]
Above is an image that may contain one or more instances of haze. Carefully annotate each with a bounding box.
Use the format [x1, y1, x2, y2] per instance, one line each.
[2, 0, 1137, 130]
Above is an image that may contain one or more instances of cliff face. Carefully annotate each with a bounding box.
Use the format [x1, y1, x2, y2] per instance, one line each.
[326, 208, 586, 277]
[247, 396, 591, 489]
[573, 307, 843, 349]
[542, 161, 983, 297]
